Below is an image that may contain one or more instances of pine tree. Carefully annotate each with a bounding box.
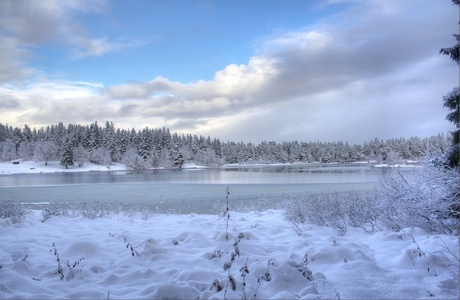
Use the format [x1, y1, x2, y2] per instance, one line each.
[172, 144, 184, 168]
[439, 0, 460, 168]
[60, 139, 74, 169]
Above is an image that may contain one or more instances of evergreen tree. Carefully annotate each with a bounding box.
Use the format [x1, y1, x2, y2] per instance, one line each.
[439, 0, 460, 168]
[60, 139, 74, 169]
[172, 144, 184, 168]
[102, 121, 117, 161]
[116, 129, 129, 160]
[139, 128, 152, 160]
[22, 125, 32, 142]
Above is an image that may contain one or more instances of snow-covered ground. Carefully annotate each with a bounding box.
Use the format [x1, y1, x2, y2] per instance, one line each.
[0, 160, 211, 175]
[373, 163, 421, 168]
[0, 209, 458, 299]
[0, 160, 128, 175]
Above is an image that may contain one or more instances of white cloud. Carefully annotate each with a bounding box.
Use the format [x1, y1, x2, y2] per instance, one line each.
[0, 0, 457, 144]
[110, 0, 456, 142]
[0, 36, 37, 81]
[0, 0, 148, 81]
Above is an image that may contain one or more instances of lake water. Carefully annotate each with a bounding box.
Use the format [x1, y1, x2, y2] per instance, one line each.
[0, 164, 408, 214]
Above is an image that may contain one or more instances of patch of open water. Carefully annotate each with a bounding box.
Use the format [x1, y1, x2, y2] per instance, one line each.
[0, 164, 413, 214]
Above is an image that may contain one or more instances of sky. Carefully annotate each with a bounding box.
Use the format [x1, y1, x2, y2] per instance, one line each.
[0, 0, 458, 144]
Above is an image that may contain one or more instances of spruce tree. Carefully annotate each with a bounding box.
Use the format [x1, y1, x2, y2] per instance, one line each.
[60, 139, 74, 169]
[439, 0, 460, 168]
[172, 144, 184, 168]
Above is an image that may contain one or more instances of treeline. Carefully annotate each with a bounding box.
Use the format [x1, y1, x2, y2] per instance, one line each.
[0, 121, 451, 169]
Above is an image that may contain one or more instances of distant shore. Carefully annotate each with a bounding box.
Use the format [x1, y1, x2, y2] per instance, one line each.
[0, 159, 420, 176]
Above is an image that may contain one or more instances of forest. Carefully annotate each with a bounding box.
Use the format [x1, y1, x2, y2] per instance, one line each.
[0, 121, 452, 170]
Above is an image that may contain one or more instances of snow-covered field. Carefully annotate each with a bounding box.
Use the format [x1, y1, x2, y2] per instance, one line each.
[0, 209, 458, 299]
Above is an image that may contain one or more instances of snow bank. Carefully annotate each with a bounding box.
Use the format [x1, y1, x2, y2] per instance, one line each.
[0, 160, 211, 175]
[0, 160, 127, 175]
[181, 162, 208, 169]
[373, 163, 420, 168]
[0, 210, 458, 299]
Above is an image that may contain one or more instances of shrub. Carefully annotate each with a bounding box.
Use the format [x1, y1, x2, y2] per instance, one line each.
[343, 190, 381, 233]
[42, 202, 69, 222]
[378, 162, 459, 234]
[281, 192, 347, 235]
[282, 159, 458, 235]
[73, 200, 113, 219]
[0, 200, 26, 224]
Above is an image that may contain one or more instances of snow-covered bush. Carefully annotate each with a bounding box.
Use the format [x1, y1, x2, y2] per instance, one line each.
[281, 192, 347, 234]
[72, 200, 113, 219]
[42, 202, 69, 222]
[283, 159, 458, 235]
[0, 200, 26, 224]
[343, 190, 381, 233]
[378, 162, 459, 234]
[282, 189, 381, 234]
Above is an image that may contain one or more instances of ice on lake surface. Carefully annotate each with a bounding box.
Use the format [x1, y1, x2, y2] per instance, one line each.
[0, 164, 408, 214]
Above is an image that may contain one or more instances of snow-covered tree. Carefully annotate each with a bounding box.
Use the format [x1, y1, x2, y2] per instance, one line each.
[139, 129, 152, 161]
[0, 121, 453, 167]
[18, 141, 33, 161]
[441, 87, 459, 168]
[90, 147, 111, 166]
[22, 125, 32, 142]
[171, 144, 184, 168]
[439, 0, 460, 168]
[115, 129, 129, 161]
[73, 144, 90, 167]
[149, 150, 161, 168]
[122, 148, 149, 172]
[34, 140, 57, 165]
[60, 140, 74, 169]
[385, 151, 401, 165]
[179, 144, 192, 162]
[1, 139, 16, 162]
[194, 148, 224, 167]
[11, 127, 23, 153]
[101, 121, 117, 161]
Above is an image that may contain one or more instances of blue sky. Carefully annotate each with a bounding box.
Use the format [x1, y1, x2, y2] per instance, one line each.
[0, 0, 458, 144]
[28, 1, 337, 85]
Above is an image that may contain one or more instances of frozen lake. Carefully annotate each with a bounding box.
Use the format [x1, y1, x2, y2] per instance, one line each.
[0, 164, 407, 214]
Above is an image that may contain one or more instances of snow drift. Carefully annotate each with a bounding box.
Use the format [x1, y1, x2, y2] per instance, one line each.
[0, 209, 458, 299]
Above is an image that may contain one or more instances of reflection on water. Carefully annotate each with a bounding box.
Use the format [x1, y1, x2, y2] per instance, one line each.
[0, 164, 414, 214]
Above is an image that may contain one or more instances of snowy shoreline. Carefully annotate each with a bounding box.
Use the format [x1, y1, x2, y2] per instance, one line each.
[0, 160, 419, 176]
[0, 209, 458, 299]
